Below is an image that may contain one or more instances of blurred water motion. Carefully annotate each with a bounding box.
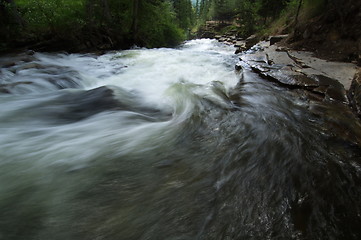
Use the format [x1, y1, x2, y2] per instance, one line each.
[0, 39, 360, 240]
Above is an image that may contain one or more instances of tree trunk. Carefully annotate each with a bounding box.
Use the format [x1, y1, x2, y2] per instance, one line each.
[131, 0, 140, 42]
[85, 0, 96, 28]
[101, 0, 111, 23]
[294, 0, 303, 28]
[0, 0, 25, 27]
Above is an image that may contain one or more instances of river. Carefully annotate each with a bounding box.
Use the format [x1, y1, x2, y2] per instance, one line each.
[0, 39, 361, 240]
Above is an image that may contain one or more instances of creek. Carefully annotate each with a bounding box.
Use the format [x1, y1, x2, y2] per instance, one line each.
[0, 39, 361, 240]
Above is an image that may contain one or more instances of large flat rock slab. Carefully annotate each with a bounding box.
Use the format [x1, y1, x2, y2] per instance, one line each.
[289, 50, 358, 90]
[238, 42, 360, 104]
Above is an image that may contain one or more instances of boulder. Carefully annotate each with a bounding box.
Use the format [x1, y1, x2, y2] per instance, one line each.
[235, 63, 242, 71]
[15, 62, 44, 72]
[0, 81, 33, 94]
[234, 41, 247, 54]
[311, 75, 348, 103]
[269, 34, 289, 45]
[348, 70, 361, 117]
[51, 86, 170, 123]
[235, 48, 243, 54]
[2, 61, 16, 68]
[245, 35, 259, 49]
[234, 41, 245, 48]
[26, 50, 35, 56]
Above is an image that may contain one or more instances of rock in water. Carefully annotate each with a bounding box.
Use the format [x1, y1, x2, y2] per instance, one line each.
[245, 35, 259, 49]
[348, 70, 361, 117]
[50, 86, 170, 123]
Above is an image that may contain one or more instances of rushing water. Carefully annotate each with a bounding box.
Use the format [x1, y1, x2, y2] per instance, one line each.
[0, 39, 361, 240]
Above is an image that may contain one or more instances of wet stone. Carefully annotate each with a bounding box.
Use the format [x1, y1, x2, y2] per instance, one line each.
[0, 87, 10, 94]
[245, 34, 259, 49]
[26, 50, 35, 56]
[239, 41, 354, 105]
[250, 64, 318, 88]
[307, 101, 361, 146]
[0, 81, 33, 94]
[292, 75, 319, 87]
[326, 85, 348, 103]
[235, 63, 242, 71]
[2, 61, 16, 68]
[234, 41, 245, 48]
[15, 63, 45, 72]
[348, 70, 361, 117]
[51, 86, 171, 123]
[310, 75, 348, 103]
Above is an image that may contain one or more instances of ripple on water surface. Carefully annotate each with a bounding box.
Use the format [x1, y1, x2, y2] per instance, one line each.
[0, 39, 361, 240]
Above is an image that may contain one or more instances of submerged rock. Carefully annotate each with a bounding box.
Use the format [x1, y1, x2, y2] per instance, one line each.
[348, 70, 361, 117]
[1, 59, 83, 93]
[0, 81, 33, 94]
[26, 50, 35, 56]
[234, 41, 247, 54]
[245, 34, 259, 49]
[52, 86, 171, 123]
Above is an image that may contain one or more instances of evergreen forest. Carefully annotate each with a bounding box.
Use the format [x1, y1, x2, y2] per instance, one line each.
[0, 0, 330, 52]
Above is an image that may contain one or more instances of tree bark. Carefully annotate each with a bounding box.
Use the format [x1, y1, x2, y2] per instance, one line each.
[85, 0, 96, 28]
[101, 0, 111, 23]
[131, 0, 140, 42]
[294, 0, 303, 28]
[0, 0, 25, 27]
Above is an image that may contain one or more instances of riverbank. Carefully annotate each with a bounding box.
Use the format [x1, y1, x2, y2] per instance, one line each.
[222, 36, 361, 146]
[216, 33, 360, 110]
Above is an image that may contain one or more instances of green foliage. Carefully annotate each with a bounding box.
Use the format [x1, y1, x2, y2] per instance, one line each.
[213, 0, 236, 22]
[193, 0, 298, 37]
[2, 0, 190, 50]
[197, 0, 212, 22]
[219, 24, 237, 34]
[136, 0, 185, 47]
[5, 0, 323, 50]
[17, 0, 85, 34]
[1, 0, 24, 45]
[257, 0, 299, 37]
[234, 0, 261, 36]
[303, 0, 327, 18]
[257, 0, 291, 23]
[172, 0, 194, 30]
